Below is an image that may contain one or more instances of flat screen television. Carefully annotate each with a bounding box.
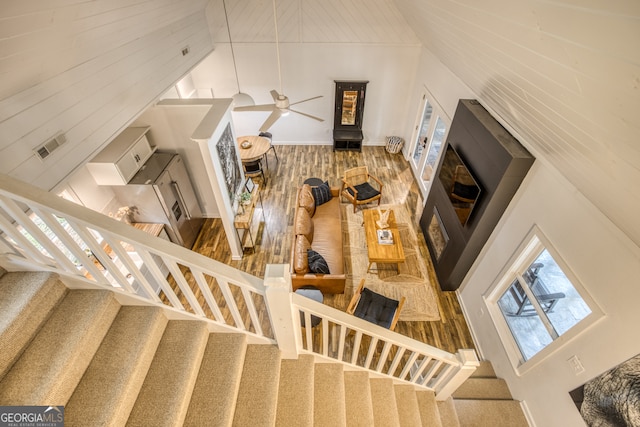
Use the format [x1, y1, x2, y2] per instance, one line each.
[438, 144, 481, 226]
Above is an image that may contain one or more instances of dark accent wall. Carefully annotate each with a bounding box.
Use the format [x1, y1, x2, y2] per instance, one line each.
[420, 99, 535, 291]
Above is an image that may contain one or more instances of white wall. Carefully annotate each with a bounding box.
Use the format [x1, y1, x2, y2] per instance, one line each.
[395, 0, 640, 252]
[189, 43, 421, 144]
[0, 0, 213, 192]
[413, 45, 640, 426]
[132, 101, 220, 217]
[459, 162, 640, 426]
[62, 166, 118, 214]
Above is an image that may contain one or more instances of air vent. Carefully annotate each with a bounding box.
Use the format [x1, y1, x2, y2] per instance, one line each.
[34, 132, 67, 161]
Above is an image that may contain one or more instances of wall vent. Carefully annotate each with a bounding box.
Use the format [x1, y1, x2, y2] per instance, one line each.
[34, 132, 67, 161]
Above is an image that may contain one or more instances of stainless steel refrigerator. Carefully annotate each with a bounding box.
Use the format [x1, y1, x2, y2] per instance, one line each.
[111, 152, 204, 248]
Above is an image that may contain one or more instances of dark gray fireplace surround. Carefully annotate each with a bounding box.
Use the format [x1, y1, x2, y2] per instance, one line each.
[420, 99, 535, 291]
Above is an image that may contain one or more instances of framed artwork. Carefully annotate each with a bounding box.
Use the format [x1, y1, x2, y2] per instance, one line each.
[215, 123, 242, 203]
[570, 353, 640, 425]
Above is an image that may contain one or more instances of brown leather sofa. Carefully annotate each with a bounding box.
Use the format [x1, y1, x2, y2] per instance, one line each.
[289, 184, 346, 294]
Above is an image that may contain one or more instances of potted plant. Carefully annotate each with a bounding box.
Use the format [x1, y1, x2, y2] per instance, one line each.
[236, 191, 252, 213]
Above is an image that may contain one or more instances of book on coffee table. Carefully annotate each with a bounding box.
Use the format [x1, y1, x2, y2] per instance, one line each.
[377, 229, 394, 245]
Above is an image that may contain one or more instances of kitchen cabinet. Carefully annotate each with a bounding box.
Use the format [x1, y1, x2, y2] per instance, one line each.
[87, 126, 155, 185]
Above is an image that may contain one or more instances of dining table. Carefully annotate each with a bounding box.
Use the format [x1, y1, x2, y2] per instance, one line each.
[236, 135, 270, 163]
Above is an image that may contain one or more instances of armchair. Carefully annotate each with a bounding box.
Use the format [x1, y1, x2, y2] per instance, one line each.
[346, 279, 405, 331]
[341, 166, 383, 212]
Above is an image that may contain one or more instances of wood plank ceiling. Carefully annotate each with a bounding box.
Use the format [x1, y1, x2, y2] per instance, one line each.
[392, 0, 640, 246]
[215, 0, 640, 246]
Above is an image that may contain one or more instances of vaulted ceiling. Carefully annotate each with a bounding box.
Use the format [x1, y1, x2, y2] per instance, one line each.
[212, 0, 640, 246]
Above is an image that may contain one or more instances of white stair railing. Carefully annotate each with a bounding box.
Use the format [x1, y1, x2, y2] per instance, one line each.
[0, 173, 273, 343]
[0, 173, 477, 398]
[264, 266, 479, 400]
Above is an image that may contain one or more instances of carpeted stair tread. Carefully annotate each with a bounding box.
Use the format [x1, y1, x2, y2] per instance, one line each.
[183, 333, 247, 427]
[454, 399, 528, 426]
[0, 289, 119, 405]
[471, 360, 497, 378]
[64, 306, 167, 427]
[0, 272, 67, 379]
[415, 390, 443, 427]
[126, 320, 209, 427]
[276, 354, 315, 427]
[436, 398, 460, 427]
[314, 363, 347, 427]
[233, 344, 281, 427]
[394, 384, 423, 426]
[369, 378, 400, 427]
[343, 371, 374, 427]
[452, 377, 513, 400]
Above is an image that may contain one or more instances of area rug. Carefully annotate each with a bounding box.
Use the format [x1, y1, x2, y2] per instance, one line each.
[342, 204, 441, 322]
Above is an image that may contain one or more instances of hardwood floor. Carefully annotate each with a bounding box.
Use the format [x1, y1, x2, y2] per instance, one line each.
[191, 145, 475, 354]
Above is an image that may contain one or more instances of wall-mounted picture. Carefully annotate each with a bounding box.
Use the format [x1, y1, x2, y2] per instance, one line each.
[216, 123, 242, 203]
[570, 353, 640, 426]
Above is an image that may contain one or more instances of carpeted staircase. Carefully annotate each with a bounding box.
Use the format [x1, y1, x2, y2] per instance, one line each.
[0, 271, 529, 426]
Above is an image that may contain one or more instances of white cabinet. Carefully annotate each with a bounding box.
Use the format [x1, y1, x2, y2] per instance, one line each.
[87, 126, 155, 185]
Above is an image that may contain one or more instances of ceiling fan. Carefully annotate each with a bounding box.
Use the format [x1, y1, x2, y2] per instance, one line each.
[233, 0, 324, 132]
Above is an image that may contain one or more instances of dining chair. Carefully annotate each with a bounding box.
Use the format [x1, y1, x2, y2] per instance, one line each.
[243, 158, 267, 186]
[259, 131, 279, 169]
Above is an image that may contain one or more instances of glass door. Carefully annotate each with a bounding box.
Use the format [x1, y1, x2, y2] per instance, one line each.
[409, 88, 449, 197]
[411, 98, 433, 168]
[421, 116, 447, 186]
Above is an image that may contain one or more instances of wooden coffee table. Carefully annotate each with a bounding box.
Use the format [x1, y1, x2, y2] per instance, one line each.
[363, 208, 405, 273]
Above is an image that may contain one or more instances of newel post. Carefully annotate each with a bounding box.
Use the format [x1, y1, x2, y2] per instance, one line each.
[435, 349, 480, 400]
[264, 264, 300, 359]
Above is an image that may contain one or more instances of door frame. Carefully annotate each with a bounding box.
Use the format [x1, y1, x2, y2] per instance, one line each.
[408, 86, 450, 200]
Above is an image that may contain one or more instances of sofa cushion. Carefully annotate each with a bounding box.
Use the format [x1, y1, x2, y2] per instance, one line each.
[311, 181, 332, 206]
[298, 184, 316, 217]
[307, 249, 330, 274]
[294, 207, 314, 243]
[293, 235, 311, 274]
[310, 197, 344, 276]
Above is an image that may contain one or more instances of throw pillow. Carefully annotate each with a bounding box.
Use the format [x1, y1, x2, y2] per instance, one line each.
[294, 207, 314, 244]
[307, 249, 330, 274]
[294, 235, 311, 274]
[298, 184, 316, 217]
[311, 181, 332, 206]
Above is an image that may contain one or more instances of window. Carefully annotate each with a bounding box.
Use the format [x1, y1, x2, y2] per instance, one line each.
[486, 228, 600, 371]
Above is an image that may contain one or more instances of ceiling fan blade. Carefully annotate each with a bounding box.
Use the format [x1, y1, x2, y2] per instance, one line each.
[270, 89, 280, 102]
[289, 108, 324, 122]
[234, 104, 276, 112]
[289, 95, 323, 107]
[259, 109, 284, 132]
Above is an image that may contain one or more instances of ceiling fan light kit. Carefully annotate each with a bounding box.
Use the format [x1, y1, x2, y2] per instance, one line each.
[232, 92, 255, 108]
[232, 0, 323, 132]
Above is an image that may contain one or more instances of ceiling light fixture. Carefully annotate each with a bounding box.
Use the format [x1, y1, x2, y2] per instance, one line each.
[223, 0, 254, 107]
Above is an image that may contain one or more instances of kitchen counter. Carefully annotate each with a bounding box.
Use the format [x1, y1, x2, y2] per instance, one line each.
[88, 222, 166, 272]
[131, 222, 165, 237]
